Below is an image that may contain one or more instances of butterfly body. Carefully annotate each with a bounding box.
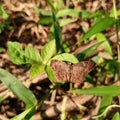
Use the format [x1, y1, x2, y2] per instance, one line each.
[50, 60, 94, 83]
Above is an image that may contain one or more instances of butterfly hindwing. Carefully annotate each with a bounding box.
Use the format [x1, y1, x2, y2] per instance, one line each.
[70, 61, 94, 83]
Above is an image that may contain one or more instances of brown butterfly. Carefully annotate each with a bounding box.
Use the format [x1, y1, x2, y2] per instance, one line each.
[50, 60, 94, 83]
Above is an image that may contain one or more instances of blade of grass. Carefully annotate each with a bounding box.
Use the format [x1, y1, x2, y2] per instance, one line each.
[11, 106, 36, 120]
[52, 11, 63, 52]
[57, 9, 91, 18]
[0, 68, 37, 108]
[78, 17, 117, 43]
[47, 0, 63, 52]
[70, 86, 120, 97]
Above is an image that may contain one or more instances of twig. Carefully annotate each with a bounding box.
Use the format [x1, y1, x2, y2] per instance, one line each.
[40, 95, 94, 119]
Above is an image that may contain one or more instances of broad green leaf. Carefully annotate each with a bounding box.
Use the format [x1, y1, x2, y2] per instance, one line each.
[112, 112, 120, 120]
[57, 9, 91, 18]
[79, 17, 117, 42]
[8, 42, 42, 65]
[0, 68, 37, 108]
[25, 46, 42, 64]
[41, 40, 56, 64]
[99, 96, 113, 114]
[8, 41, 25, 65]
[11, 106, 36, 120]
[50, 53, 78, 64]
[70, 86, 120, 96]
[96, 33, 113, 55]
[30, 64, 45, 79]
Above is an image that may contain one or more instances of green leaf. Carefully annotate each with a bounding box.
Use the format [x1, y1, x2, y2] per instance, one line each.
[54, 0, 65, 10]
[11, 106, 36, 120]
[52, 11, 62, 52]
[99, 96, 113, 113]
[39, 16, 53, 25]
[77, 41, 104, 60]
[69, 86, 120, 96]
[51, 53, 78, 64]
[30, 64, 45, 79]
[96, 33, 113, 55]
[25, 46, 42, 64]
[57, 9, 91, 18]
[8, 42, 42, 65]
[79, 17, 117, 42]
[8, 41, 25, 65]
[46, 0, 56, 12]
[0, 3, 9, 19]
[41, 40, 56, 64]
[112, 112, 120, 120]
[59, 19, 77, 27]
[50, 18, 77, 40]
[0, 68, 37, 108]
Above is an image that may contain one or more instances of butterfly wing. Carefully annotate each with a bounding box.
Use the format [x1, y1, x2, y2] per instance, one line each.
[50, 60, 69, 82]
[70, 61, 94, 83]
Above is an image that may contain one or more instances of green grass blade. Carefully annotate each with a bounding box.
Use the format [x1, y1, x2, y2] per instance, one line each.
[46, 0, 56, 12]
[70, 86, 120, 96]
[0, 68, 37, 108]
[57, 9, 91, 18]
[11, 106, 36, 120]
[79, 17, 117, 43]
[96, 33, 113, 55]
[52, 11, 62, 52]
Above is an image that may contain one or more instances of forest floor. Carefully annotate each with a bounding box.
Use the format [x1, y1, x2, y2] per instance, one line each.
[0, 0, 119, 120]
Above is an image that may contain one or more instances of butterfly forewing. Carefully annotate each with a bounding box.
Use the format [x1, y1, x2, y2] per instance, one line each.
[50, 60, 69, 82]
[70, 61, 94, 83]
